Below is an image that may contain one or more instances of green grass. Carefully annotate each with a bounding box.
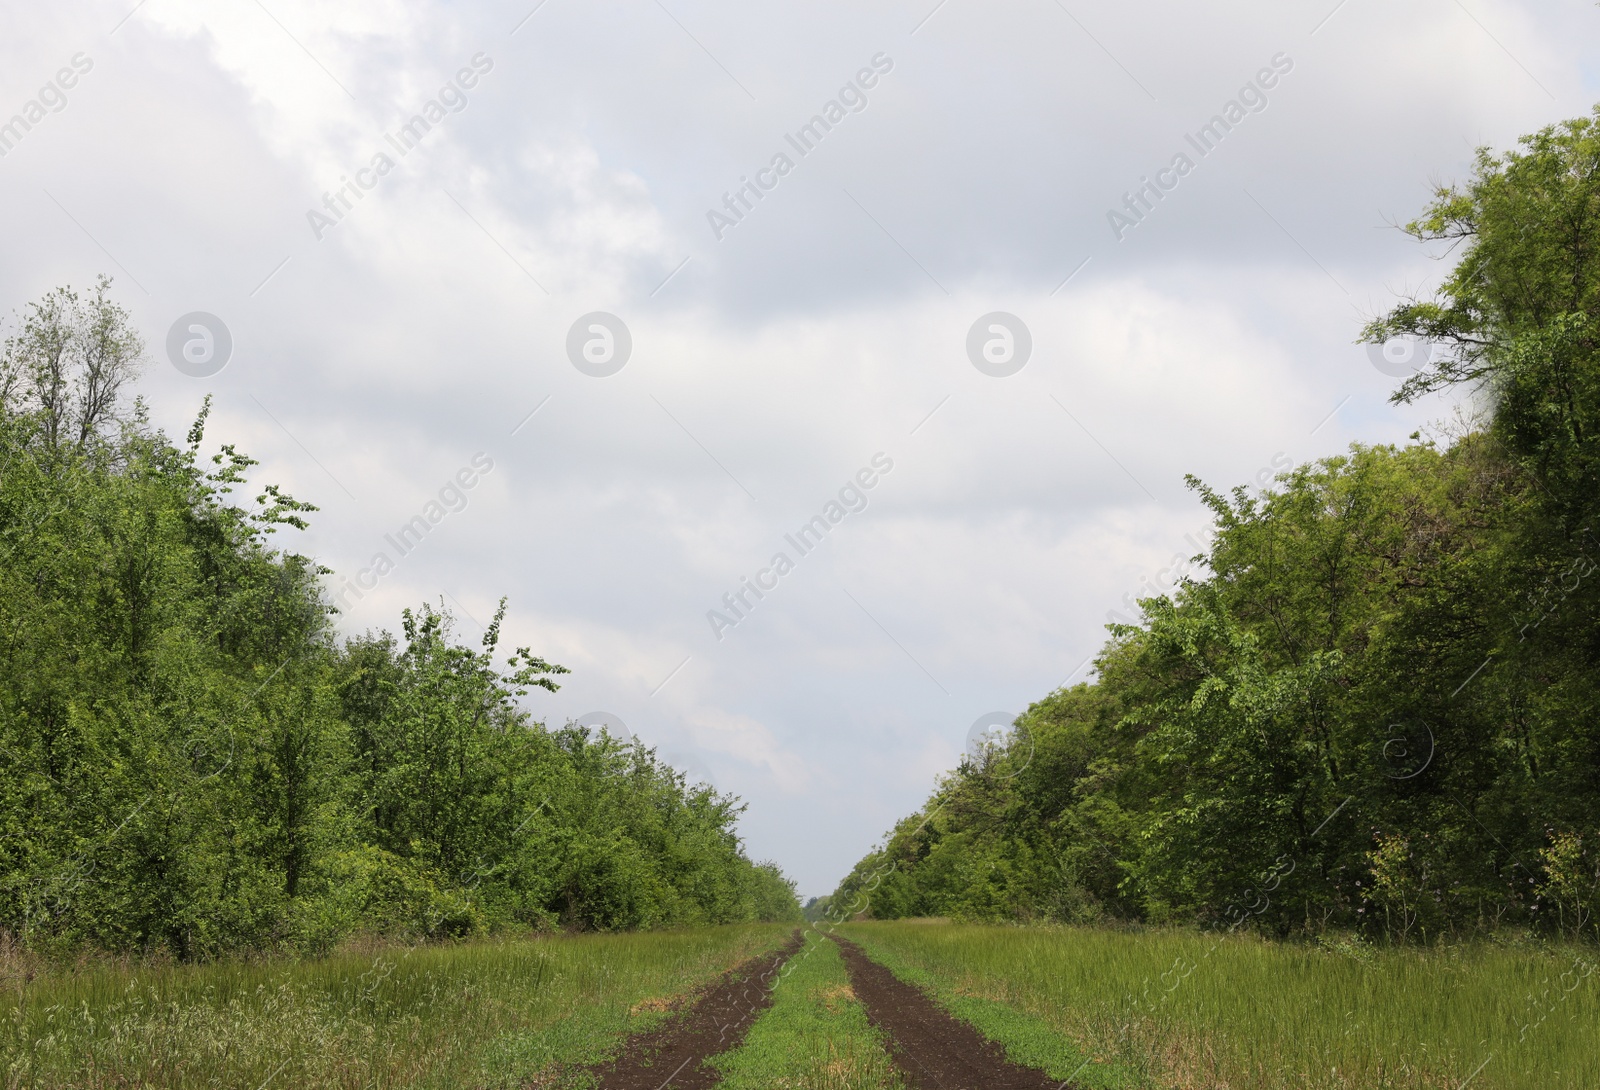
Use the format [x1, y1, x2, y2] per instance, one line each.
[13, 921, 1591, 1090]
[841, 921, 1600, 1090]
[835, 931, 1138, 1089]
[0, 924, 793, 1089]
[707, 931, 904, 1090]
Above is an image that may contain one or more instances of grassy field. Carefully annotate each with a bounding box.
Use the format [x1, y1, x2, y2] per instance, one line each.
[0, 924, 793, 1090]
[841, 921, 1599, 1090]
[6, 921, 1593, 1090]
[707, 931, 902, 1090]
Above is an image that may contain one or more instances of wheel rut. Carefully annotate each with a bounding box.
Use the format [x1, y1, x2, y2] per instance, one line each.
[831, 935, 1072, 1090]
[585, 930, 803, 1090]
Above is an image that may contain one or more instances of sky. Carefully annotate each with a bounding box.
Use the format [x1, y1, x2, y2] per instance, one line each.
[3, 0, 1598, 899]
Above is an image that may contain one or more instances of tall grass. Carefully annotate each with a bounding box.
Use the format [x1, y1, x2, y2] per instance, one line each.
[842, 922, 1598, 1090]
[1, 924, 793, 1089]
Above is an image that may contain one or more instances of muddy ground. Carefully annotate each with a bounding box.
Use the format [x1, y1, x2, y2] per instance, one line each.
[832, 934, 1070, 1090]
[583, 930, 803, 1090]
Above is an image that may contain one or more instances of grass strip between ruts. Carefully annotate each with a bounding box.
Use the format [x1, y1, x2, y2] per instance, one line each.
[707, 930, 905, 1090]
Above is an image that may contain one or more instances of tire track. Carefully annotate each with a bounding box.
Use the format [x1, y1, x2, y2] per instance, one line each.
[586, 930, 804, 1090]
[832, 935, 1071, 1089]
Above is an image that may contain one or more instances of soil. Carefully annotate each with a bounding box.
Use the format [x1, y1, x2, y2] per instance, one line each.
[832, 935, 1072, 1090]
[583, 930, 804, 1090]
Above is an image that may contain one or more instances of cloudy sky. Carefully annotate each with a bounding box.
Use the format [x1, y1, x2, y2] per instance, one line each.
[4, 0, 1597, 897]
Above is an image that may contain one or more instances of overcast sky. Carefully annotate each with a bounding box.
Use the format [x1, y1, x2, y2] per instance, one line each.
[4, 0, 1597, 898]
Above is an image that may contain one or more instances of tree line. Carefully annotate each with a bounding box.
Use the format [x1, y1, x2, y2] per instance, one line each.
[0, 278, 799, 958]
[829, 107, 1600, 943]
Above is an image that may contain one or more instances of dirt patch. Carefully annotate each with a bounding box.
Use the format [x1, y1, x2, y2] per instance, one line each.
[832, 935, 1071, 1090]
[584, 930, 803, 1090]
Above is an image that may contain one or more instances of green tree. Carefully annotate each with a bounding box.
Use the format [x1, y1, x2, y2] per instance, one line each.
[835, 105, 1600, 942]
[0, 280, 800, 956]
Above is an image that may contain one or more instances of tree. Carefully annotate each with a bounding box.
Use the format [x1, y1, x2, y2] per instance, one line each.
[0, 279, 802, 956]
[0, 276, 144, 450]
[835, 107, 1600, 940]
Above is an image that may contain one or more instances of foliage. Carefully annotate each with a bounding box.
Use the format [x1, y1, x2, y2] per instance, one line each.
[0, 282, 798, 957]
[834, 106, 1600, 944]
[0, 274, 144, 450]
[1535, 832, 1599, 939]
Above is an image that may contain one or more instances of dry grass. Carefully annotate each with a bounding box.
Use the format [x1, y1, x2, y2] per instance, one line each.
[815, 983, 856, 1012]
[627, 994, 680, 1014]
